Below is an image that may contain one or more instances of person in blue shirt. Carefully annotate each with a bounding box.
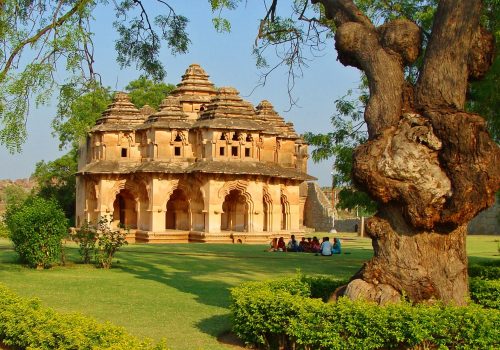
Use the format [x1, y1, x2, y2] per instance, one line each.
[332, 237, 342, 254]
[320, 237, 332, 256]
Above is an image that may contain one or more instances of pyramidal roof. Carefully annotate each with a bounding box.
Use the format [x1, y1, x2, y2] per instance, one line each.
[96, 92, 143, 125]
[199, 87, 255, 120]
[147, 96, 187, 122]
[256, 100, 298, 138]
[171, 63, 217, 103]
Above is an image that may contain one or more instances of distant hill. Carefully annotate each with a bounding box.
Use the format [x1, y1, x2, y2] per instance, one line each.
[0, 178, 36, 213]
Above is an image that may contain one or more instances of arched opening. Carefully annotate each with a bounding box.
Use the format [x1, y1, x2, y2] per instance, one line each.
[112, 189, 137, 229]
[165, 189, 189, 230]
[280, 194, 290, 231]
[221, 189, 248, 232]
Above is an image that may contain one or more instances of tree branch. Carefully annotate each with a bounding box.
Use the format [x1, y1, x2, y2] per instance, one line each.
[0, 0, 91, 83]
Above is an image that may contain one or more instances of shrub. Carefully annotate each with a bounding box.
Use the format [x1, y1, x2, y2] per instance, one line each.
[72, 220, 98, 264]
[470, 277, 500, 310]
[5, 196, 68, 269]
[94, 216, 128, 269]
[469, 264, 500, 280]
[0, 284, 168, 349]
[231, 275, 500, 350]
[0, 220, 8, 238]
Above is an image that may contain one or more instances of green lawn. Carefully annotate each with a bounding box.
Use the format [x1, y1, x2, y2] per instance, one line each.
[0, 234, 498, 350]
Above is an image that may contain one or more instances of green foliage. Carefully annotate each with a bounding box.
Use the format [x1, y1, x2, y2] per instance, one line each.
[114, 1, 190, 81]
[0, 222, 9, 238]
[470, 278, 500, 310]
[469, 263, 500, 280]
[94, 216, 128, 269]
[0, 0, 189, 152]
[0, 184, 30, 208]
[72, 220, 98, 264]
[125, 76, 176, 109]
[5, 196, 68, 269]
[32, 149, 78, 226]
[52, 83, 112, 150]
[469, 260, 500, 310]
[0, 283, 168, 349]
[231, 275, 500, 349]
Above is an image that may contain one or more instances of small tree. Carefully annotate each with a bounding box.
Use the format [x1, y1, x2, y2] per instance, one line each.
[5, 196, 68, 269]
[94, 217, 128, 269]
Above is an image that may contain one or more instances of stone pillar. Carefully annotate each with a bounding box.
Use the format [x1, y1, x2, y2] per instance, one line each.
[247, 181, 264, 232]
[203, 179, 223, 233]
[288, 185, 300, 231]
[268, 184, 282, 232]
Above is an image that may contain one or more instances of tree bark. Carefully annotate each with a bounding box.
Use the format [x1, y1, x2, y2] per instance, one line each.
[314, 0, 500, 305]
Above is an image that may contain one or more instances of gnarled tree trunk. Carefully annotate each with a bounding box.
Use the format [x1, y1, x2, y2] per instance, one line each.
[314, 0, 500, 305]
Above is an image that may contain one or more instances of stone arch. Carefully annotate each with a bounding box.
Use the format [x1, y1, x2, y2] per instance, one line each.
[110, 179, 149, 230]
[165, 188, 189, 230]
[219, 180, 254, 232]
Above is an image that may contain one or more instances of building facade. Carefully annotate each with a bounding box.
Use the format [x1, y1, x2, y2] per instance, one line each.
[76, 64, 315, 243]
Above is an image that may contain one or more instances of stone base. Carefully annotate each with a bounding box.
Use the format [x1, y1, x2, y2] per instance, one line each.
[127, 230, 306, 244]
[135, 230, 190, 243]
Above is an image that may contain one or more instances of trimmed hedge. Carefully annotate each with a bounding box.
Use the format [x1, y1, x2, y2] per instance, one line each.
[470, 277, 500, 310]
[0, 284, 168, 350]
[469, 264, 500, 280]
[231, 275, 500, 350]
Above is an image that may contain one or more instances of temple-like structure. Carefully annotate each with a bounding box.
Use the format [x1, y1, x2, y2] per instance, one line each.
[75, 64, 316, 243]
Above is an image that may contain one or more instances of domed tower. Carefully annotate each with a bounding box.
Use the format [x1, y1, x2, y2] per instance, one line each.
[171, 64, 217, 119]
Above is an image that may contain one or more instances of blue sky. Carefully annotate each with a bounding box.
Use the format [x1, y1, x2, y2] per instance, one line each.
[0, 1, 361, 186]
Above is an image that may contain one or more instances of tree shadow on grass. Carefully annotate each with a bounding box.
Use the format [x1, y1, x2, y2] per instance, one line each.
[113, 245, 373, 309]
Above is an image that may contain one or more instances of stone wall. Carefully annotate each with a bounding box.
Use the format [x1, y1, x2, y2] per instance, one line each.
[334, 218, 360, 233]
[303, 182, 334, 232]
[468, 198, 500, 234]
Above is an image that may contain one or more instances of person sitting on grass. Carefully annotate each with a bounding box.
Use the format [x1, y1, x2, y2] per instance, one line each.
[277, 237, 287, 252]
[298, 237, 308, 252]
[267, 237, 278, 252]
[332, 237, 342, 254]
[320, 237, 333, 256]
[311, 236, 321, 253]
[287, 234, 299, 252]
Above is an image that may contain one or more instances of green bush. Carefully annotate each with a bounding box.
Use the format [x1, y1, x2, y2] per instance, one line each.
[0, 284, 168, 350]
[470, 277, 500, 310]
[0, 220, 9, 238]
[72, 220, 97, 264]
[469, 264, 500, 280]
[231, 275, 500, 350]
[94, 216, 128, 269]
[5, 196, 68, 268]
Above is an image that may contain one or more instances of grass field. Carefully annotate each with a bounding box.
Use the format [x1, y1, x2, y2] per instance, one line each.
[0, 234, 498, 350]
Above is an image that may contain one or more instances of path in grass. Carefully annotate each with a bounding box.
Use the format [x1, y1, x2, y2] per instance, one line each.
[0, 234, 498, 350]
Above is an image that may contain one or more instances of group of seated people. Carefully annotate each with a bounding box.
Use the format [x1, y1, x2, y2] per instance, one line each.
[269, 235, 341, 255]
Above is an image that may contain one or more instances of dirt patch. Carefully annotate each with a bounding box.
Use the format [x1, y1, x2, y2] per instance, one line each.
[217, 331, 252, 349]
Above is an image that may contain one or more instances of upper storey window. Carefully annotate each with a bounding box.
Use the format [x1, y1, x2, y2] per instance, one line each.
[121, 148, 128, 158]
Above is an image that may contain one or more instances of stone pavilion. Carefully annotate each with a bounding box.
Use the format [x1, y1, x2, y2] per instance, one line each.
[75, 64, 321, 243]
